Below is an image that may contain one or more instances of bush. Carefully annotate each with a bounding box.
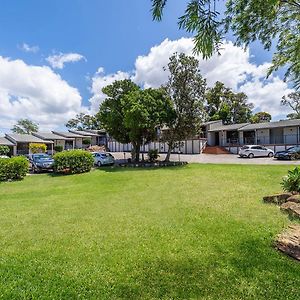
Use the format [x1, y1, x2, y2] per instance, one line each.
[0, 145, 10, 156]
[53, 150, 94, 174]
[54, 145, 63, 152]
[82, 138, 91, 145]
[0, 156, 28, 182]
[148, 149, 159, 162]
[29, 143, 47, 154]
[281, 167, 300, 193]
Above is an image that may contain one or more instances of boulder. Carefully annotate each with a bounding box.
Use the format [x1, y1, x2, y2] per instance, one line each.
[280, 201, 300, 219]
[263, 193, 292, 205]
[276, 225, 300, 261]
[287, 194, 300, 204]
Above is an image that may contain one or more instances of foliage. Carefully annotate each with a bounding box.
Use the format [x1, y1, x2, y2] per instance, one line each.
[0, 156, 28, 181]
[250, 112, 272, 123]
[98, 80, 173, 161]
[161, 53, 206, 161]
[29, 143, 47, 154]
[281, 167, 300, 193]
[206, 81, 253, 124]
[82, 138, 91, 145]
[54, 145, 63, 152]
[148, 149, 160, 162]
[0, 145, 10, 156]
[281, 92, 300, 119]
[11, 119, 39, 134]
[66, 113, 101, 130]
[151, 0, 300, 89]
[53, 150, 94, 174]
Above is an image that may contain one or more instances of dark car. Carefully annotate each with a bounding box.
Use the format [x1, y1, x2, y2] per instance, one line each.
[30, 153, 54, 173]
[274, 146, 300, 160]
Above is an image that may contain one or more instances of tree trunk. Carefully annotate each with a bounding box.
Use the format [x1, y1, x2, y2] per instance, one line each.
[165, 141, 174, 162]
[133, 142, 140, 162]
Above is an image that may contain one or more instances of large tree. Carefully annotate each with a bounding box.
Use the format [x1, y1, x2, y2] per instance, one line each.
[151, 0, 300, 89]
[281, 92, 300, 119]
[161, 53, 207, 162]
[11, 119, 39, 134]
[250, 112, 272, 123]
[97, 79, 173, 161]
[205, 81, 253, 124]
[66, 113, 100, 130]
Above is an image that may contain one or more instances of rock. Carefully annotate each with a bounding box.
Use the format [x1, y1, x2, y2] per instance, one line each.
[276, 225, 300, 261]
[263, 193, 292, 205]
[287, 194, 300, 203]
[280, 201, 300, 219]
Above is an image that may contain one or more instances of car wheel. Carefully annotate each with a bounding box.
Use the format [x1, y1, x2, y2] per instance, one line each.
[248, 153, 254, 159]
[268, 152, 274, 158]
[97, 161, 102, 167]
[33, 166, 40, 173]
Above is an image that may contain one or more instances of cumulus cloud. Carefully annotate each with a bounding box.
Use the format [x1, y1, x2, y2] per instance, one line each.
[0, 56, 86, 131]
[20, 43, 39, 53]
[46, 52, 86, 69]
[90, 37, 293, 119]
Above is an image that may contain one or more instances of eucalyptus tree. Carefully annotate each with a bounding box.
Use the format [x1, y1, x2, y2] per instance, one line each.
[11, 119, 39, 134]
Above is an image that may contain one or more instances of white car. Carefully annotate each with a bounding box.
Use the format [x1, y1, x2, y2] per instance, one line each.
[0, 155, 10, 159]
[92, 152, 115, 166]
[239, 145, 274, 158]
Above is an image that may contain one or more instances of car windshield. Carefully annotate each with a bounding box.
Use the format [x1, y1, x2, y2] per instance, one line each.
[33, 154, 50, 160]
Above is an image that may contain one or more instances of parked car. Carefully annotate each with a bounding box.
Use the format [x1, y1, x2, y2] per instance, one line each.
[92, 152, 115, 166]
[274, 146, 300, 160]
[30, 153, 54, 173]
[239, 145, 274, 158]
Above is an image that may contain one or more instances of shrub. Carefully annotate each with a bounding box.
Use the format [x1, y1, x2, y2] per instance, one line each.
[53, 150, 94, 174]
[281, 167, 300, 193]
[54, 145, 63, 152]
[0, 145, 10, 156]
[0, 156, 28, 182]
[148, 149, 159, 162]
[29, 143, 47, 154]
[82, 138, 91, 145]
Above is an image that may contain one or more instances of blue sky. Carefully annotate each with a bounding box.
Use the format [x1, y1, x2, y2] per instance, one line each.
[0, 0, 293, 132]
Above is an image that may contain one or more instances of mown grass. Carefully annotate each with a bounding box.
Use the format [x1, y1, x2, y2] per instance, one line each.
[0, 164, 299, 299]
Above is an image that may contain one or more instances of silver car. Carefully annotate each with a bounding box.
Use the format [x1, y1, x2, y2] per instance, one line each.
[239, 145, 274, 158]
[92, 152, 115, 166]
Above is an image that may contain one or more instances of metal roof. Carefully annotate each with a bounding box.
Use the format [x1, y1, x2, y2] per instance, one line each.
[33, 132, 74, 140]
[0, 137, 16, 146]
[5, 134, 53, 144]
[52, 131, 84, 138]
[68, 130, 98, 137]
[238, 119, 300, 131]
[208, 123, 249, 132]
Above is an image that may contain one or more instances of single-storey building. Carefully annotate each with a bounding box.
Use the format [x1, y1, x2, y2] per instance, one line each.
[0, 137, 16, 156]
[5, 133, 54, 156]
[33, 132, 75, 152]
[68, 130, 105, 146]
[52, 131, 85, 149]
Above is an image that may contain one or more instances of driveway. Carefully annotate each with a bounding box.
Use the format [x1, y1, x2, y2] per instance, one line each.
[111, 152, 300, 165]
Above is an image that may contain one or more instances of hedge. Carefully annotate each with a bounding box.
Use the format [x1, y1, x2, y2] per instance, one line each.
[53, 150, 94, 174]
[0, 156, 28, 182]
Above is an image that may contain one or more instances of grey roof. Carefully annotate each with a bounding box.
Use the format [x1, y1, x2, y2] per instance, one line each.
[68, 130, 98, 137]
[0, 137, 16, 146]
[203, 120, 223, 126]
[52, 131, 84, 138]
[33, 132, 74, 140]
[83, 129, 106, 134]
[6, 133, 53, 144]
[208, 123, 249, 132]
[239, 119, 300, 131]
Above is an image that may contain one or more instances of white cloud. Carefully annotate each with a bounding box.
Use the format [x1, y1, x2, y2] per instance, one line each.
[20, 43, 39, 53]
[46, 52, 86, 69]
[0, 56, 86, 131]
[90, 38, 293, 119]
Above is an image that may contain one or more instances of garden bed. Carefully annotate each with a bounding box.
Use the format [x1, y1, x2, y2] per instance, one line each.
[118, 161, 188, 168]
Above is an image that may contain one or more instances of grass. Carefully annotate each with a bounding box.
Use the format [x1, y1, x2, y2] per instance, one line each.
[0, 164, 300, 299]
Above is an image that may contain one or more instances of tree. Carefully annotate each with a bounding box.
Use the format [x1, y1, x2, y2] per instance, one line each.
[66, 113, 101, 130]
[151, 0, 300, 89]
[161, 53, 207, 162]
[281, 92, 300, 119]
[250, 112, 272, 123]
[11, 119, 38, 134]
[97, 79, 173, 161]
[205, 81, 253, 124]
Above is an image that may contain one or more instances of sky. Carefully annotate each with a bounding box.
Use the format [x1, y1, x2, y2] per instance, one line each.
[0, 0, 294, 134]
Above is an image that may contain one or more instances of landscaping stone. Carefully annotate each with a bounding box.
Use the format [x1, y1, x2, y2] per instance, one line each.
[287, 194, 300, 203]
[276, 225, 300, 261]
[263, 193, 292, 205]
[280, 201, 300, 219]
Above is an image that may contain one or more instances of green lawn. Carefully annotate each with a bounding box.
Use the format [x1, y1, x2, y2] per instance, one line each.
[0, 164, 300, 299]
